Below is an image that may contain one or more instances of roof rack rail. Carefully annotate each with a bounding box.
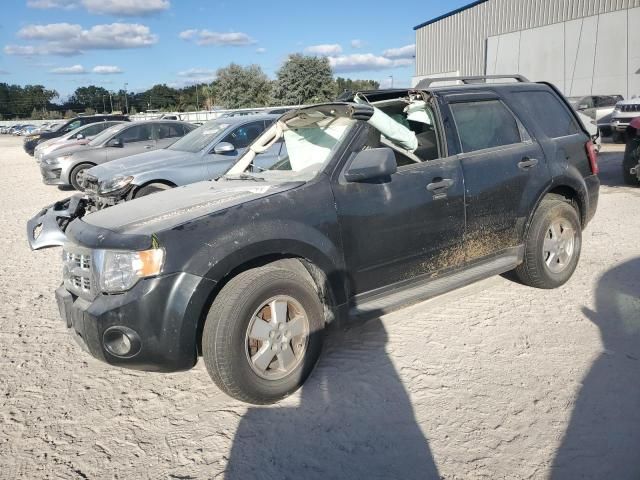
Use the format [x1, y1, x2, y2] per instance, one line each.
[416, 74, 530, 89]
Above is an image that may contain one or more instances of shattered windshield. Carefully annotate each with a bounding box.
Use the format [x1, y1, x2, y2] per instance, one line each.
[168, 121, 230, 153]
[225, 109, 355, 181]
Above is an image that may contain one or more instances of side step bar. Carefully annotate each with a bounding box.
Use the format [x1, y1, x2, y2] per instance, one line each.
[350, 247, 523, 318]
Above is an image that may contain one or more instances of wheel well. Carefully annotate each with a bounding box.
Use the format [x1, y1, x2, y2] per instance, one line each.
[546, 186, 583, 224]
[194, 254, 337, 355]
[132, 179, 177, 197]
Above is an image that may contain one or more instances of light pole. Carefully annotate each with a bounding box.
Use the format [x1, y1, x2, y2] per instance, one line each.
[389, 75, 394, 88]
[124, 82, 129, 114]
[109, 92, 113, 112]
[102, 95, 106, 113]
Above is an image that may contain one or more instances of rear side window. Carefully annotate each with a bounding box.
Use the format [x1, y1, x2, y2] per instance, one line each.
[118, 124, 153, 143]
[450, 100, 522, 153]
[156, 123, 183, 139]
[514, 91, 579, 138]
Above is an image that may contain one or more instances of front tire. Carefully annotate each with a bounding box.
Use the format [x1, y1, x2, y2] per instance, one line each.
[69, 163, 94, 191]
[133, 182, 173, 198]
[202, 263, 325, 404]
[513, 196, 582, 289]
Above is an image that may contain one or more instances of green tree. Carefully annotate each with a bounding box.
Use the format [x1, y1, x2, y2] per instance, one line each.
[335, 77, 380, 95]
[216, 64, 272, 109]
[273, 54, 336, 105]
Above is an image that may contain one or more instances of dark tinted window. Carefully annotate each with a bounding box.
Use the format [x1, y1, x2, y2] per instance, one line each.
[63, 120, 82, 132]
[514, 91, 580, 138]
[81, 122, 109, 136]
[117, 124, 153, 143]
[450, 100, 522, 153]
[156, 123, 184, 139]
[222, 121, 264, 149]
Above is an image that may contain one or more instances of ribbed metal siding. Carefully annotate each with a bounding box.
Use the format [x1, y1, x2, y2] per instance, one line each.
[415, 0, 640, 76]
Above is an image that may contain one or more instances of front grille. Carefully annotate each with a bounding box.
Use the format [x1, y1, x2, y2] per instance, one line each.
[620, 104, 640, 113]
[62, 246, 93, 297]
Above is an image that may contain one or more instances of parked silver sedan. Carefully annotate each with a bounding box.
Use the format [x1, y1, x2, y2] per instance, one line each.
[83, 114, 281, 203]
[34, 120, 125, 162]
[38, 120, 196, 190]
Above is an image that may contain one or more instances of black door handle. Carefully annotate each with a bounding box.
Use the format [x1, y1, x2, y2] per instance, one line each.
[518, 157, 539, 170]
[427, 178, 454, 192]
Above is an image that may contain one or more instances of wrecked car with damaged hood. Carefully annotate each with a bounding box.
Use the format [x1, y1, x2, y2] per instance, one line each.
[49, 78, 599, 404]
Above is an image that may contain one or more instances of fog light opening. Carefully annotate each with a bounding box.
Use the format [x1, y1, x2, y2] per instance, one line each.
[103, 327, 141, 358]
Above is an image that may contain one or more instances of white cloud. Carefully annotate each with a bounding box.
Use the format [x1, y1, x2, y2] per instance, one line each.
[351, 39, 365, 49]
[92, 65, 123, 74]
[179, 29, 255, 46]
[304, 43, 342, 56]
[50, 64, 86, 74]
[27, 0, 77, 9]
[328, 53, 413, 73]
[178, 68, 216, 78]
[27, 0, 170, 16]
[256, 47, 266, 54]
[382, 44, 415, 59]
[6, 23, 158, 56]
[82, 0, 169, 16]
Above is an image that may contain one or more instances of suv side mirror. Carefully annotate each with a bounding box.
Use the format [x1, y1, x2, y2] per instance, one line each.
[107, 137, 123, 148]
[345, 147, 397, 183]
[76, 133, 84, 140]
[214, 142, 235, 154]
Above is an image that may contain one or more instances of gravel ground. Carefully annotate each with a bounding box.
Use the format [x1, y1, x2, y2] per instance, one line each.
[0, 136, 639, 480]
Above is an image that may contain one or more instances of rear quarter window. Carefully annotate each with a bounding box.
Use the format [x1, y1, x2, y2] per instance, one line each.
[513, 91, 580, 138]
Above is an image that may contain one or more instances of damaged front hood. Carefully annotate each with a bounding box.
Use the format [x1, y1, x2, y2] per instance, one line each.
[88, 149, 201, 181]
[81, 179, 303, 236]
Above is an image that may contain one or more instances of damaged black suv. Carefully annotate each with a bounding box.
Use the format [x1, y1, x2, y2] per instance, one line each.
[52, 76, 600, 404]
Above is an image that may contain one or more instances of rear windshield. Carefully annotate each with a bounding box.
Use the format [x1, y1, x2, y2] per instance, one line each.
[168, 121, 230, 153]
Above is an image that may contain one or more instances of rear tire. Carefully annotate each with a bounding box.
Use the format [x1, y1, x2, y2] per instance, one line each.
[69, 163, 94, 191]
[513, 196, 582, 289]
[612, 131, 626, 144]
[202, 263, 325, 404]
[134, 182, 173, 198]
[623, 139, 640, 186]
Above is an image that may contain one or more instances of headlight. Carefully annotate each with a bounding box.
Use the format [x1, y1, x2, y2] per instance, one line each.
[98, 248, 165, 293]
[98, 175, 134, 195]
[44, 154, 71, 165]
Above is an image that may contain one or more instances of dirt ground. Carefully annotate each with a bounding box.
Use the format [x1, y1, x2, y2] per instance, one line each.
[0, 136, 639, 480]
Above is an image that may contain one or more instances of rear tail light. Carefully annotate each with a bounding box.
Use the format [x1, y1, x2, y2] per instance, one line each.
[586, 140, 599, 175]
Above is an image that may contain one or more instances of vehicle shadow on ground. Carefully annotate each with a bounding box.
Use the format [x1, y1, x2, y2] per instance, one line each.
[551, 257, 640, 479]
[224, 312, 441, 480]
[597, 150, 629, 188]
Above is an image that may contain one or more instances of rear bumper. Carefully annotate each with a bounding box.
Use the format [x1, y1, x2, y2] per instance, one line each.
[55, 272, 216, 372]
[585, 174, 599, 226]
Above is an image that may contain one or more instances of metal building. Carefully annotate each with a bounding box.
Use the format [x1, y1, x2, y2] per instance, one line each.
[413, 0, 640, 98]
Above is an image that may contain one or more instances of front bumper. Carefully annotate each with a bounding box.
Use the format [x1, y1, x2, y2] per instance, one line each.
[27, 195, 87, 250]
[611, 117, 638, 132]
[24, 138, 38, 155]
[55, 272, 216, 372]
[39, 163, 66, 185]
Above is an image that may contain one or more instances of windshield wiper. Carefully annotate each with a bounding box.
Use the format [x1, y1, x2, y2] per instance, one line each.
[223, 173, 265, 182]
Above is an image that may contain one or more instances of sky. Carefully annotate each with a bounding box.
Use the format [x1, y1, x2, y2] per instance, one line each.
[0, 0, 472, 99]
